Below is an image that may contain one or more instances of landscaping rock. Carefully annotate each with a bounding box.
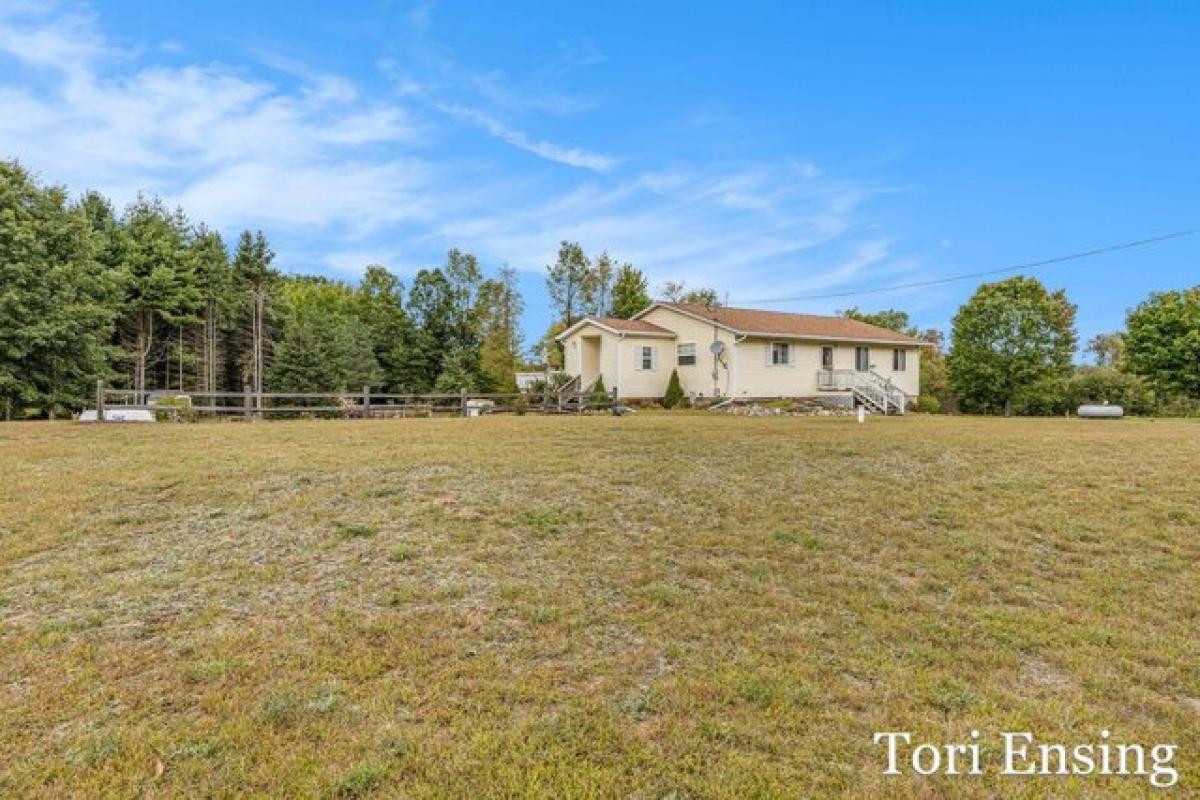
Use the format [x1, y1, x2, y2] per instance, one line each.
[722, 401, 858, 417]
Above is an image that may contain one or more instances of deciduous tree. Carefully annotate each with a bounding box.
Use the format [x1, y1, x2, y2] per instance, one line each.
[582, 251, 614, 317]
[610, 263, 651, 318]
[947, 277, 1077, 415]
[1086, 332, 1126, 367]
[546, 240, 590, 326]
[401, 268, 456, 391]
[659, 281, 721, 307]
[840, 307, 916, 336]
[1124, 287, 1200, 397]
[477, 265, 524, 391]
[357, 265, 412, 392]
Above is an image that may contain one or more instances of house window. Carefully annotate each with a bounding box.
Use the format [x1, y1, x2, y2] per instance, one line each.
[638, 345, 658, 370]
[677, 343, 696, 366]
[892, 348, 907, 371]
[855, 346, 870, 372]
[821, 345, 834, 370]
[770, 342, 791, 366]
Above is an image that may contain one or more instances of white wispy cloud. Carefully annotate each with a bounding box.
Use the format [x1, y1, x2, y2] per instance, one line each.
[0, 5, 424, 239]
[0, 3, 108, 73]
[433, 101, 617, 172]
[0, 2, 912, 320]
[431, 163, 904, 305]
[377, 3, 607, 169]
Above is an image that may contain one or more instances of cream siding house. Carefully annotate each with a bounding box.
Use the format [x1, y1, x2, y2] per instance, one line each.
[556, 303, 931, 413]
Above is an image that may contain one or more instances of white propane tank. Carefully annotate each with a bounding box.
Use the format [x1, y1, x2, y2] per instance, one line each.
[1077, 404, 1123, 419]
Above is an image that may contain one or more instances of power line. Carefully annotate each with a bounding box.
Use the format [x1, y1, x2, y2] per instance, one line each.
[732, 228, 1199, 305]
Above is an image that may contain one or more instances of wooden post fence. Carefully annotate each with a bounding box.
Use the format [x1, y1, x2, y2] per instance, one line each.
[243, 385, 252, 422]
[96, 380, 106, 422]
[363, 385, 371, 419]
[460, 387, 468, 417]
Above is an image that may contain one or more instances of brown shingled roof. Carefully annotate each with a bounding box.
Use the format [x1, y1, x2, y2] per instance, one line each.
[657, 303, 925, 345]
[588, 316, 675, 334]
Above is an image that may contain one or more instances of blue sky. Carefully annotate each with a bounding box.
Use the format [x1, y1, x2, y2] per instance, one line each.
[2, 1, 1197, 353]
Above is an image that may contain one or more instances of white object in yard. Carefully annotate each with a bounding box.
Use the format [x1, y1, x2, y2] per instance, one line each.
[465, 398, 495, 417]
[856, 406, 866, 424]
[515, 371, 560, 390]
[79, 408, 156, 423]
[148, 393, 192, 407]
[1078, 404, 1123, 418]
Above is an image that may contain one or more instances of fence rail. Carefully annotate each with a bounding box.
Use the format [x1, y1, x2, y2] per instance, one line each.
[93, 381, 617, 421]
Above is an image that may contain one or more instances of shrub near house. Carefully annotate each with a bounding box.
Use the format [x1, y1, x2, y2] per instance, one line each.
[663, 369, 685, 408]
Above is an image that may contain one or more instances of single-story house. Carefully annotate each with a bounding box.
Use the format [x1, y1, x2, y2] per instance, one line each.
[555, 302, 931, 413]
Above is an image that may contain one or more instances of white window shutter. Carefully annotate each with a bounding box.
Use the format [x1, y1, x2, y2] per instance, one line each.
[787, 344, 796, 368]
[650, 347, 659, 370]
[765, 342, 772, 367]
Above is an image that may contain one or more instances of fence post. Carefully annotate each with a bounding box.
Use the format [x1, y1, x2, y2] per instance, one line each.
[460, 387, 468, 417]
[96, 379, 105, 422]
[243, 384, 252, 422]
[362, 385, 371, 420]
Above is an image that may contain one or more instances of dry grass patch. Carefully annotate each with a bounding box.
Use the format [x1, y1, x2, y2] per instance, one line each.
[0, 415, 1197, 797]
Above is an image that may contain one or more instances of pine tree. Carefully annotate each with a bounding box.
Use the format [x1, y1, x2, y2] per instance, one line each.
[590, 375, 609, 405]
[232, 230, 277, 394]
[433, 347, 482, 393]
[267, 303, 380, 394]
[0, 163, 120, 418]
[192, 225, 230, 395]
[663, 368, 685, 408]
[115, 196, 200, 402]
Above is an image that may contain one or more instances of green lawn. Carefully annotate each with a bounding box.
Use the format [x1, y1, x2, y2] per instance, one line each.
[1, 415, 1197, 798]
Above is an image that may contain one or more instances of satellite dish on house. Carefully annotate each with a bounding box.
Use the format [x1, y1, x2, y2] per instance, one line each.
[709, 340, 726, 356]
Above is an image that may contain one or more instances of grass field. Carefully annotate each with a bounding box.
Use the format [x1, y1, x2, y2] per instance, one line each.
[1, 415, 1197, 798]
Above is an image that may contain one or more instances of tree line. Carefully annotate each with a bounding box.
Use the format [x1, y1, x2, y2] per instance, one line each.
[0, 161, 524, 419]
[5, 159, 1196, 419]
[844, 276, 1200, 416]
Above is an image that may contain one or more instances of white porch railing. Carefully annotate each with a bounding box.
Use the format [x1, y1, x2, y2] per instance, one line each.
[816, 369, 907, 415]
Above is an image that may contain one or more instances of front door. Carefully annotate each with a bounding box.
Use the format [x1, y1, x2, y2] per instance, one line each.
[854, 346, 870, 372]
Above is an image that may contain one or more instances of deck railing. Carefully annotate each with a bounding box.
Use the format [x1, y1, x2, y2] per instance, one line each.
[815, 369, 907, 414]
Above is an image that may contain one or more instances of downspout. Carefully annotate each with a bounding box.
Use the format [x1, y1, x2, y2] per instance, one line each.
[615, 333, 624, 399]
[730, 334, 747, 396]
